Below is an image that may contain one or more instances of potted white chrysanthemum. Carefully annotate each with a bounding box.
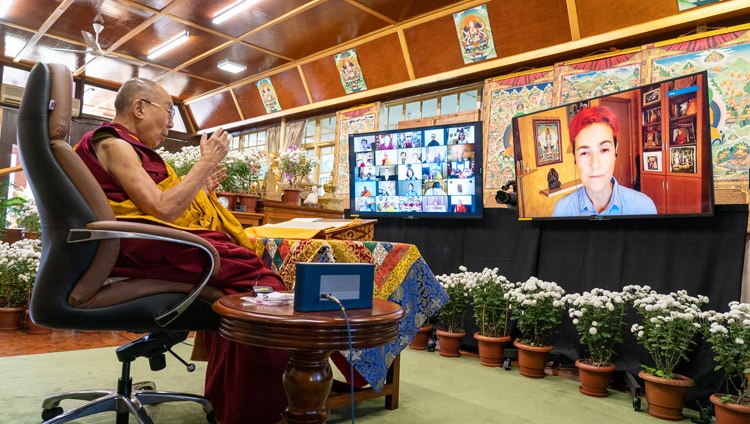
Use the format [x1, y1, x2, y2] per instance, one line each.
[701, 302, 750, 423]
[220, 150, 265, 212]
[628, 285, 708, 420]
[0, 238, 42, 330]
[434, 266, 476, 358]
[470, 267, 513, 367]
[155, 145, 201, 178]
[563, 288, 632, 397]
[507, 276, 565, 378]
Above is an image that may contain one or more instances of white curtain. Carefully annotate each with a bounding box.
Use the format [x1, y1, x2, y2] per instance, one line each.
[266, 124, 280, 153]
[281, 119, 305, 152]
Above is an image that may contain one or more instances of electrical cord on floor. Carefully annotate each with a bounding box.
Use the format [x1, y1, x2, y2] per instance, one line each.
[321, 293, 355, 424]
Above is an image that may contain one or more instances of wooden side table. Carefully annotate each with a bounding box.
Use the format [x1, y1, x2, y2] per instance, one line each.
[213, 296, 403, 424]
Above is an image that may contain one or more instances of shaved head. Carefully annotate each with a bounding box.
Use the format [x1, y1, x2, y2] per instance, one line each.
[114, 78, 167, 114]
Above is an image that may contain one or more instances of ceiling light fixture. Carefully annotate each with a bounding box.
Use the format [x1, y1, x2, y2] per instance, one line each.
[0, 0, 13, 18]
[212, 0, 258, 25]
[147, 30, 190, 60]
[218, 59, 247, 73]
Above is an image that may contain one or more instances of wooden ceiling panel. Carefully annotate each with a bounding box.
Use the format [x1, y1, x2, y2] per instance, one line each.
[301, 57, 345, 103]
[242, 0, 391, 60]
[235, 83, 268, 121]
[82, 57, 166, 86]
[16, 35, 90, 75]
[131, 0, 174, 11]
[271, 68, 309, 110]
[48, 1, 154, 49]
[354, 32, 409, 89]
[168, 0, 312, 39]
[188, 91, 241, 129]
[403, 15, 465, 79]
[576, 0, 678, 38]
[0, 26, 34, 59]
[485, 0, 571, 58]
[118, 16, 229, 70]
[1, 0, 60, 30]
[354, 0, 464, 22]
[181, 43, 290, 85]
[156, 71, 223, 101]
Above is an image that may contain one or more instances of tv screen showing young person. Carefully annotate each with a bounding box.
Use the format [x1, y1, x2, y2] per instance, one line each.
[511, 71, 713, 220]
[350, 122, 483, 219]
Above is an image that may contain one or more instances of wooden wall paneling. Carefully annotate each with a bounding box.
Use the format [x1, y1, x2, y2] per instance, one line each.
[270, 68, 310, 110]
[300, 57, 347, 103]
[434, 110, 480, 125]
[397, 118, 434, 129]
[485, 0, 572, 58]
[188, 91, 242, 130]
[235, 84, 270, 121]
[575, 0, 678, 38]
[354, 33, 411, 89]
[403, 14, 466, 78]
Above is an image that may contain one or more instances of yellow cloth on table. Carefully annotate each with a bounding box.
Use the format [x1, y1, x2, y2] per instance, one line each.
[244, 226, 324, 240]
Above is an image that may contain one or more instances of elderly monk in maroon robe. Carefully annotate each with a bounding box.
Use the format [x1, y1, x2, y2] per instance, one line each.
[74, 78, 287, 424]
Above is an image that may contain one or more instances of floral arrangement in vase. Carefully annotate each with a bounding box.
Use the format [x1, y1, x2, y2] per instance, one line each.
[471, 267, 513, 338]
[155, 145, 201, 177]
[702, 301, 750, 407]
[0, 238, 42, 308]
[507, 276, 566, 347]
[220, 150, 265, 194]
[564, 287, 632, 366]
[628, 285, 708, 379]
[275, 147, 318, 189]
[434, 265, 475, 334]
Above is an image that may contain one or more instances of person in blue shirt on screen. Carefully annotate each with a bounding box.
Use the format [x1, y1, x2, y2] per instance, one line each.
[553, 106, 657, 217]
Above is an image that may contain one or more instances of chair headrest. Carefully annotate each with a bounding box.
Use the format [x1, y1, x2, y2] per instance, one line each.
[47, 63, 72, 142]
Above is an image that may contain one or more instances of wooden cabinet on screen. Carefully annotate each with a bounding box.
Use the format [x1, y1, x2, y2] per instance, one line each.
[638, 73, 711, 215]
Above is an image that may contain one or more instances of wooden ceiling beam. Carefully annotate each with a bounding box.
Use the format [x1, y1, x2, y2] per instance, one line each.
[566, 0, 581, 41]
[13, 0, 75, 63]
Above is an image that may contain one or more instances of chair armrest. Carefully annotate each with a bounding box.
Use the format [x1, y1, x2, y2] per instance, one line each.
[68, 220, 221, 327]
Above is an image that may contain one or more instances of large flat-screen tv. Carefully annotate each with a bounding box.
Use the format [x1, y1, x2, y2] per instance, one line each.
[349, 121, 483, 219]
[511, 70, 713, 220]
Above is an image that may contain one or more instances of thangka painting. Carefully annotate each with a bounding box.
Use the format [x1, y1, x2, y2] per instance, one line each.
[677, 0, 722, 11]
[454, 5, 497, 64]
[335, 103, 380, 203]
[256, 77, 282, 114]
[644, 28, 750, 194]
[482, 70, 555, 196]
[554, 50, 643, 106]
[335, 49, 367, 94]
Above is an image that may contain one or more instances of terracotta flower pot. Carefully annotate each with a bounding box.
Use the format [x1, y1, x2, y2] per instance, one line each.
[409, 324, 433, 350]
[638, 370, 694, 421]
[216, 192, 238, 211]
[710, 394, 750, 424]
[474, 334, 511, 367]
[575, 359, 615, 397]
[513, 339, 553, 378]
[0, 306, 26, 331]
[236, 193, 259, 212]
[436, 329, 465, 358]
[283, 188, 303, 205]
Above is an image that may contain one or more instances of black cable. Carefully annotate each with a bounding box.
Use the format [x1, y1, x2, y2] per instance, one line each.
[321, 293, 355, 424]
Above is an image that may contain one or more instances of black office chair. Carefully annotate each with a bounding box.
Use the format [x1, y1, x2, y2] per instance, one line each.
[17, 62, 224, 423]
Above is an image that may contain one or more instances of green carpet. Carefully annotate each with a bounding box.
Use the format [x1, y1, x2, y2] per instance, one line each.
[0, 342, 699, 423]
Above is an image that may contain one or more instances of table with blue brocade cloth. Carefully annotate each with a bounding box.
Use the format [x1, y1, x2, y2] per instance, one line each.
[245, 237, 448, 406]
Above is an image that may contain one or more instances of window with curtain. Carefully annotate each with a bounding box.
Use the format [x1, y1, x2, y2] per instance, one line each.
[380, 83, 482, 129]
[302, 114, 336, 187]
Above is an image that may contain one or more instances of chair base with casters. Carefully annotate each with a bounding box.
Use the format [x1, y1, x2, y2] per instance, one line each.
[41, 332, 215, 424]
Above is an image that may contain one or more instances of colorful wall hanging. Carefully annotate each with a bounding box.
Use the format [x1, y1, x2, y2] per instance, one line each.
[256, 77, 282, 114]
[454, 5, 497, 64]
[335, 49, 367, 94]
